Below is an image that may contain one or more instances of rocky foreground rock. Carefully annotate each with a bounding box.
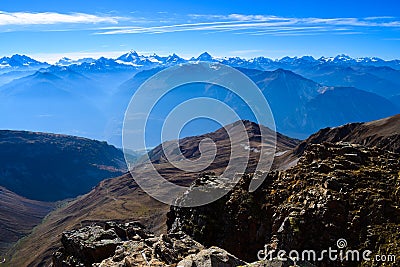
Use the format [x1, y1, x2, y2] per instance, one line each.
[52, 221, 250, 266]
[52, 221, 299, 266]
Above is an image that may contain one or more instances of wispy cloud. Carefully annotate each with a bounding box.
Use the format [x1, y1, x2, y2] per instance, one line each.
[226, 14, 293, 22]
[0, 11, 120, 26]
[1, 11, 399, 38]
[364, 16, 395, 20]
[96, 14, 400, 36]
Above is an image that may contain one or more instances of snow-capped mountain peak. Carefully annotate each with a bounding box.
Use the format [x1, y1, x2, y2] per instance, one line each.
[318, 56, 335, 62]
[165, 53, 185, 64]
[355, 57, 384, 63]
[196, 52, 214, 61]
[299, 55, 316, 62]
[117, 50, 140, 62]
[0, 54, 49, 70]
[334, 54, 352, 61]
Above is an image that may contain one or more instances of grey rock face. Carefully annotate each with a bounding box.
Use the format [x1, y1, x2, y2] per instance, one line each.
[52, 222, 205, 267]
[167, 142, 400, 266]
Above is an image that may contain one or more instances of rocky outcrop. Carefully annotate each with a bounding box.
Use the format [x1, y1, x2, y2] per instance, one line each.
[168, 142, 400, 266]
[53, 224, 122, 266]
[54, 221, 301, 266]
[53, 221, 317, 267]
[52, 221, 205, 267]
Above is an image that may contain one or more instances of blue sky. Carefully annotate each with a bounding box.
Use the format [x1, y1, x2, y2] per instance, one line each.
[1, 0, 400, 62]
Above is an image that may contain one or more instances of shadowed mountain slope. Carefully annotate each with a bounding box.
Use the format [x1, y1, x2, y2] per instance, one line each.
[0, 130, 126, 202]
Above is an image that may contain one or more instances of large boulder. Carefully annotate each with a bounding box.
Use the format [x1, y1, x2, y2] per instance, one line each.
[53, 224, 122, 266]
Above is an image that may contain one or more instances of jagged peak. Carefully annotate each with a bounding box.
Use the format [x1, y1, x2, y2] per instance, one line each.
[196, 52, 213, 61]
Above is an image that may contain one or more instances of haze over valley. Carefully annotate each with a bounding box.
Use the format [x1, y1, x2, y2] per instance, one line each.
[1, 52, 399, 146]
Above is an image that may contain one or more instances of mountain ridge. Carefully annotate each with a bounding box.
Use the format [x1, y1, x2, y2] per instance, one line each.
[0, 129, 127, 201]
[294, 113, 400, 156]
[2, 52, 400, 73]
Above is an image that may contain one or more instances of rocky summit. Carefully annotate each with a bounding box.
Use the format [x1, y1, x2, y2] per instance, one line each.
[167, 142, 400, 267]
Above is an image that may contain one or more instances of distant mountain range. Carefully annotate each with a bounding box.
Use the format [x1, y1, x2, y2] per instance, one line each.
[0, 52, 399, 145]
[2, 52, 400, 72]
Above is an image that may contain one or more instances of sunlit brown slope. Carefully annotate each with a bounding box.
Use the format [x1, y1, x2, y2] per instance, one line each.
[294, 113, 400, 155]
[0, 187, 53, 257]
